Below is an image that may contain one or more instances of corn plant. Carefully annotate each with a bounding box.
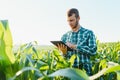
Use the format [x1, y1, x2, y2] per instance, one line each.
[1, 20, 120, 80]
[0, 20, 15, 80]
[91, 41, 120, 80]
[8, 41, 88, 80]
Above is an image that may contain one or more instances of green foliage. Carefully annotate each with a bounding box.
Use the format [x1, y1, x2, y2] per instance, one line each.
[1, 21, 120, 80]
[11, 41, 120, 80]
[0, 20, 15, 65]
[0, 20, 15, 80]
[91, 41, 120, 80]
[39, 68, 89, 80]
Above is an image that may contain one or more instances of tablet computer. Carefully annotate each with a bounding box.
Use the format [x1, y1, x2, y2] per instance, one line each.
[50, 41, 73, 51]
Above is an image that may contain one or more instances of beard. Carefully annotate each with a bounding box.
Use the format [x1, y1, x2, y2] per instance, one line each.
[72, 21, 78, 29]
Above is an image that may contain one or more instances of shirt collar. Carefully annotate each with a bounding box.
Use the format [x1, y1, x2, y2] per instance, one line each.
[71, 25, 82, 33]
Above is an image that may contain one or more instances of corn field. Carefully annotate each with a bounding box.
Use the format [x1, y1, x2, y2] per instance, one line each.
[0, 20, 120, 80]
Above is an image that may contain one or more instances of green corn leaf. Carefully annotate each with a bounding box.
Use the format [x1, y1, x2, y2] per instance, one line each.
[69, 54, 76, 67]
[10, 67, 41, 80]
[0, 20, 15, 66]
[105, 65, 120, 74]
[39, 68, 89, 80]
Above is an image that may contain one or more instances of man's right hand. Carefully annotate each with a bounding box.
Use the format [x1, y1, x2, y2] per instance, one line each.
[57, 43, 67, 55]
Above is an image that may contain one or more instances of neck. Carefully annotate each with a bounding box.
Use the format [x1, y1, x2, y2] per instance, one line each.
[72, 24, 80, 32]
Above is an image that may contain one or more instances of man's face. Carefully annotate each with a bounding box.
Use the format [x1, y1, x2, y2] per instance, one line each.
[67, 14, 79, 29]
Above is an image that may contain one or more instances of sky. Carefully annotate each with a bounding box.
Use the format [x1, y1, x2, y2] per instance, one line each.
[0, 0, 120, 45]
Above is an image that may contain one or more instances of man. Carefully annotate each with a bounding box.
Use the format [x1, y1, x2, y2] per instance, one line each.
[57, 8, 97, 76]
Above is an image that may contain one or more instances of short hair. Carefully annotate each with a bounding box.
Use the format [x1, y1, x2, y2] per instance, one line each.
[67, 8, 79, 18]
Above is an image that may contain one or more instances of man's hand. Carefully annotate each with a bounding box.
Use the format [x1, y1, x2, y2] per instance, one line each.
[66, 42, 76, 49]
[57, 43, 67, 55]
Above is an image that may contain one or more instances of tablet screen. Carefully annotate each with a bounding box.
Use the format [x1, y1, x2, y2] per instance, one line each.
[50, 41, 73, 51]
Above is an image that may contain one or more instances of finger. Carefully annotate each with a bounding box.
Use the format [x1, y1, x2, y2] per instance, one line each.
[57, 43, 60, 48]
[63, 44, 66, 48]
[60, 44, 63, 48]
[64, 46, 67, 50]
[61, 44, 64, 48]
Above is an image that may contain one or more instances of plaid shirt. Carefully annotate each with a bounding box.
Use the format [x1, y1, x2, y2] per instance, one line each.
[61, 26, 97, 75]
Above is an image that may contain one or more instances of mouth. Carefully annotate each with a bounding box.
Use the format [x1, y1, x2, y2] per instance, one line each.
[70, 25, 77, 29]
[70, 21, 78, 29]
[73, 26, 77, 29]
